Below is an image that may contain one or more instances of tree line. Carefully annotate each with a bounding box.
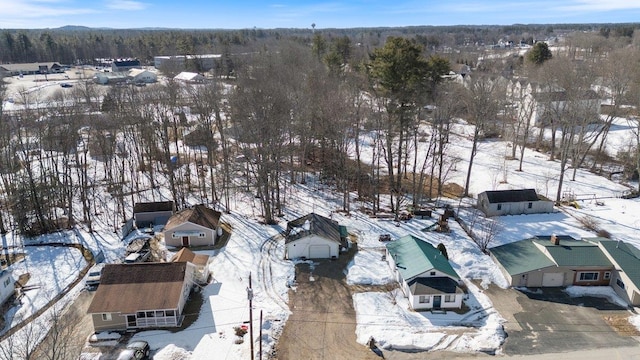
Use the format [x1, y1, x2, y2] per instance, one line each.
[1, 28, 640, 236]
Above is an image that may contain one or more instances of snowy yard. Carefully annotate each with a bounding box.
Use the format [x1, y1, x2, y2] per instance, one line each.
[1, 74, 640, 359]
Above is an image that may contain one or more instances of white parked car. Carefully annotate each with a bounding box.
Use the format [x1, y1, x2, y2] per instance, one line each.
[124, 250, 150, 264]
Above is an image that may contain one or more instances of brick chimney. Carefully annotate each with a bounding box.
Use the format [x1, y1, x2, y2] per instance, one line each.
[550, 234, 559, 246]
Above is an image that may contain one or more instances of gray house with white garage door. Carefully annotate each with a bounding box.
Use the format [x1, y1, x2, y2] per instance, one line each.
[477, 189, 554, 217]
[490, 235, 614, 288]
[491, 235, 640, 307]
[284, 213, 347, 260]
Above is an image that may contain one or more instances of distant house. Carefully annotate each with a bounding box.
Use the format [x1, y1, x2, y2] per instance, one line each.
[86, 262, 193, 332]
[284, 213, 347, 260]
[520, 88, 601, 127]
[0, 269, 15, 306]
[93, 72, 128, 85]
[133, 201, 175, 228]
[154, 54, 221, 72]
[386, 235, 464, 310]
[163, 204, 222, 247]
[111, 59, 141, 73]
[128, 68, 157, 83]
[174, 71, 206, 83]
[171, 247, 211, 284]
[0, 62, 64, 76]
[477, 189, 554, 217]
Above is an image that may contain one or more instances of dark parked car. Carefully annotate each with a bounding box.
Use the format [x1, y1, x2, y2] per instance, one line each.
[117, 340, 150, 360]
[60, 82, 73, 88]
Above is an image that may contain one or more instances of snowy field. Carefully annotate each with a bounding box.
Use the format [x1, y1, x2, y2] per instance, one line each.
[1, 76, 639, 358]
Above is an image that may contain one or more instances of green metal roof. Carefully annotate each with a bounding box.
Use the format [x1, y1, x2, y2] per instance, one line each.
[386, 235, 459, 280]
[491, 237, 615, 276]
[339, 225, 348, 238]
[591, 238, 640, 290]
[533, 239, 613, 268]
[490, 239, 556, 276]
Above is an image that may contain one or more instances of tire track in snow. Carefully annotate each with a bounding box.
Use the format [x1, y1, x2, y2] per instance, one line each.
[258, 233, 290, 312]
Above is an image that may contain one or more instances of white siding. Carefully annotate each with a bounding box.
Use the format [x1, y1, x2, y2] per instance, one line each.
[164, 222, 217, 247]
[285, 235, 339, 259]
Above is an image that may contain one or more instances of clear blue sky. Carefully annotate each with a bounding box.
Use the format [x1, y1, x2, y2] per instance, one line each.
[2, 0, 640, 29]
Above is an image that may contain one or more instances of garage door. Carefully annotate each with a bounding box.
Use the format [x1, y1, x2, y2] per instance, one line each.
[542, 273, 564, 287]
[309, 245, 331, 259]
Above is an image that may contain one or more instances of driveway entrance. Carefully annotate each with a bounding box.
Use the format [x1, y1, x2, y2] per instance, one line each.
[482, 286, 638, 355]
[275, 246, 379, 360]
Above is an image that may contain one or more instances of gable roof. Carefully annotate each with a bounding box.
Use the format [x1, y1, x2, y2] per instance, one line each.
[481, 189, 540, 203]
[129, 68, 154, 77]
[174, 72, 204, 81]
[113, 59, 140, 67]
[164, 204, 221, 231]
[593, 238, 640, 290]
[87, 262, 187, 314]
[386, 235, 459, 281]
[0, 62, 62, 72]
[285, 213, 341, 244]
[490, 236, 613, 276]
[171, 247, 210, 267]
[532, 89, 600, 102]
[133, 201, 175, 214]
[490, 238, 557, 276]
[535, 238, 612, 267]
[407, 277, 464, 295]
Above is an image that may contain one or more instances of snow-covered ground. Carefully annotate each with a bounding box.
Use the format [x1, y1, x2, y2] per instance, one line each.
[1, 75, 640, 359]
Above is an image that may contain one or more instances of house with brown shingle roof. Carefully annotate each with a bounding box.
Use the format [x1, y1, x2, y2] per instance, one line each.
[87, 262, 193, 332]
[171, 247, 211, 284]
[163, 204, 222, 247]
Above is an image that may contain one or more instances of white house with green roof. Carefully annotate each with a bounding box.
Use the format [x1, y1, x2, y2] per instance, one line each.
[490, 236, 615, 288]
[386, 235, 464, 310]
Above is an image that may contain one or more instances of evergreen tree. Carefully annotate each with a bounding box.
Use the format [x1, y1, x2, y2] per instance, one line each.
[527, 41, 552, 65]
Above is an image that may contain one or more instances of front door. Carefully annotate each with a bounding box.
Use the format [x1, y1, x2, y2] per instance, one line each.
[182, 236, 189, 246]
[433, 295, 442, 309]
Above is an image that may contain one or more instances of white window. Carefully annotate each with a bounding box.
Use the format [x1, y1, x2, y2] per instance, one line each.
[445, 295, 455, 302]
[101, 313, 112, 321]
[430, 271, 436, 276]
[199, 233, 205, 238]
[497, 204, 502, 210]
[617, 278, 625, 289]
[604, 272, 611, 280]
[528, 202, 533, 209]
[578, 272, 599, 281]
[418, 295, 430, 303]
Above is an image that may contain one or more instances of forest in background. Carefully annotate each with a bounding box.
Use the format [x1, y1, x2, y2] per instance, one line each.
[1, 22, 640, 237]
[0, 23, 638, 65]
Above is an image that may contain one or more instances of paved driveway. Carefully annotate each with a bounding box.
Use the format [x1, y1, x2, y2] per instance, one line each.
[483, 286, 639, 355]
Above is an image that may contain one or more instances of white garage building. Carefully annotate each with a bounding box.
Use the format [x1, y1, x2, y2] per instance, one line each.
[284, 213, 347, 260]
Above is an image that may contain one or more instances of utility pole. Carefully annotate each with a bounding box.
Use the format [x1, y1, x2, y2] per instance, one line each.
[247, 273, 254, 360]
[259, 310, 263, 360]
